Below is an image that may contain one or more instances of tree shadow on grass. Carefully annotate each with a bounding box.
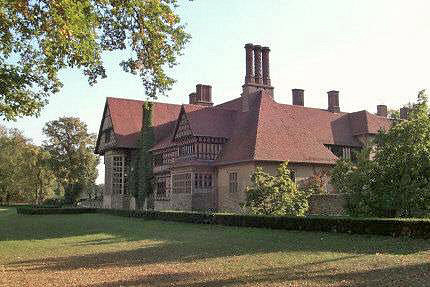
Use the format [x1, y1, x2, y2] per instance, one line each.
[77, 261, 430, 287]
[2, 207, 430, 273]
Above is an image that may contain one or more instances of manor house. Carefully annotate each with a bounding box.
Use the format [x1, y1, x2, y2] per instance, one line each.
[95, 43, 392, 212]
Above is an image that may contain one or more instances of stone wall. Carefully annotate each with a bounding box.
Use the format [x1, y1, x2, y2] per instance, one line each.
[154, 199, 170, 210]
[192, 191, 216, 212]
[170, 194, 192, 211]
[217, 162, 256, 213]
[308, 193, 347, 216]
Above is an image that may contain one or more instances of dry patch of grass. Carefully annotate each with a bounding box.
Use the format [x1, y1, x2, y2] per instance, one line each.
[0, 207, 429, 287]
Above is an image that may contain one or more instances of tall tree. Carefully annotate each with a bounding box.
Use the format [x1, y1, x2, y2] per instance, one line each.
[43, 117, 99, 204]
[25, 145, 57, 204]
[332, 90, 430, 217]
[0, 127, 29, 203]
[0, 0, 190, 120]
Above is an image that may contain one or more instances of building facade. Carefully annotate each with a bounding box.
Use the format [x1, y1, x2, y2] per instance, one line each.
[95, 43, 392, 213]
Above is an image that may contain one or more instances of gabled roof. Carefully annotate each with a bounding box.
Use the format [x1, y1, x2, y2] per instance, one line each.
[98, 97, 181, 150]
[96, 91, 392, 164]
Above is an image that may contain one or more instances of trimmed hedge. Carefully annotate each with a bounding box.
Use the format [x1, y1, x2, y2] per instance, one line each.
[17, 206, 97, 215]
[16, 207, 430, 238]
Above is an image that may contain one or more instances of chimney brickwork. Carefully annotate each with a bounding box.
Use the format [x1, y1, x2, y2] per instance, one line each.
[327, 90, 340, 113]
[242, 43, 274, 111]
[254, 45, 263, 84]
[400, 107, 409, 119]
[244, 43, 254, 84]
[377, 105, 388, 117]
[292, 89, 304, 106]
[189, 84, 213, 106]
[262, 47, 271, 85]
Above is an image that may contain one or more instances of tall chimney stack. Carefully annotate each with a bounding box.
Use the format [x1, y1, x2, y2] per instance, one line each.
[292, 89, 304, 106]
[377, 105, 388, 117]
[253, 45, 263, 84]
[244, 43, 254, 84]
[400, 107, 409, 120]
[262, 47, 271, 85]
[327, 90, 340, 113]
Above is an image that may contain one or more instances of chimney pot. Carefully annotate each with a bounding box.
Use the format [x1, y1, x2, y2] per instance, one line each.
[189, 84, 213, 106]
[262, 46, 271, 85]
[253, 45, 263, 84]
[327, 90, 340, 113]
[400, 107, 409, 120]
[244, 43, 254, 84]
[377, 105, 388, 117]
[292, 89, 304, 106]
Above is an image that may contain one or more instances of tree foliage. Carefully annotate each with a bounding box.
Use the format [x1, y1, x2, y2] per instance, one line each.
[129, 101, 154, 209]
[298, 168, 331, 196]
[0, 0, 190, 120]
[243, 162, 309, 216]
[331, 90, 430, 217]
[0, 126, 55, 203]
[43, 117, 99, 204]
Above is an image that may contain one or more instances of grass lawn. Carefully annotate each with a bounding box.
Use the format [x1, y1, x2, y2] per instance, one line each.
[0, 208, 429, 287]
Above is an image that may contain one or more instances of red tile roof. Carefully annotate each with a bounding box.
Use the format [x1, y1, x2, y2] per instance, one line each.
[97, 92, 391, 164]
[105, 97, 181, 149]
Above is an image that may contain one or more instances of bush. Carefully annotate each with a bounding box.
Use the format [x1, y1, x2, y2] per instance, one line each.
[243, 162, 309, 216]
[42, 198, 64, 207]
[16, 206, 97, 215]
[16, 207, 430, 238]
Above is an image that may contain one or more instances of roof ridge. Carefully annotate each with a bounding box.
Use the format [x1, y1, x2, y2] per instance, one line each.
[108, 97, 181, 107]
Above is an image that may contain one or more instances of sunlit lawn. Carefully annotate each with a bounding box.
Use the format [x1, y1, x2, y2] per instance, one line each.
[0, 207, 429, 287]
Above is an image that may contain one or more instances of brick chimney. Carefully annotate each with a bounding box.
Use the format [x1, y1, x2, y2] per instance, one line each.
[377, 105, 388, 117]
[400, 107, 409, 119]
[327, 90, 340, 113]
[262, 47, 271, 85]
[292, 89, 304, 106]
[242, 43, 274, 112]
[189, 84, 213, 106]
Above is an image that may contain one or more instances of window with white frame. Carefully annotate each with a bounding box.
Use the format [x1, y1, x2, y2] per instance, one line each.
[112, 155, 124, 194]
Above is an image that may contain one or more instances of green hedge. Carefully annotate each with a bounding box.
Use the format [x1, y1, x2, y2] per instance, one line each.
[16, 206, 97, 215]
[98, 209, 430, 239]
[16, 207, 430, 238]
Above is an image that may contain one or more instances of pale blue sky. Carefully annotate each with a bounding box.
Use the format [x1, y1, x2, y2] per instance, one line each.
[4, 0, 430, 183]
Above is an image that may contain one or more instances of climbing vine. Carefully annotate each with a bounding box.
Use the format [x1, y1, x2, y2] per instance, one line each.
[129, 101, 154, 209]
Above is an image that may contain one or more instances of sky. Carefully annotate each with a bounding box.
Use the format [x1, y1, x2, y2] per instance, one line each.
[3, 0, 430, 183]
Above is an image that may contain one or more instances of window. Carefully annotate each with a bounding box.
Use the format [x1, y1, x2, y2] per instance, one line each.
[104, 128, 112, 143]
[172, 173, 191, 193]
[155, 175, 170, 199]
[326, 145, 352, 160]
[342, 147, 351, 160]
[179, 144, 194, 157]
[229, 172, 238, 193]
[194, 173, 212, 191]
[112, 156, 124, 194]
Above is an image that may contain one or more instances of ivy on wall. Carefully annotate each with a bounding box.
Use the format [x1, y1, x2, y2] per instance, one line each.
[129, 102, 154, 209]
